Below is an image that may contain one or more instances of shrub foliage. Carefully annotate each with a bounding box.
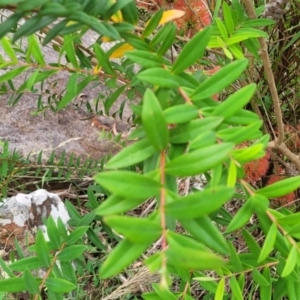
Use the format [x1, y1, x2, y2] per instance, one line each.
[0, 0, 300, 299]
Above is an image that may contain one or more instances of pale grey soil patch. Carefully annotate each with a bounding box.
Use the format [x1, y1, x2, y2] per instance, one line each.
[0, 27, 133, 161]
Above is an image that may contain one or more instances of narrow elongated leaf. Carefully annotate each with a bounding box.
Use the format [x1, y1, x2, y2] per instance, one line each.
[143, 9, 163, 38]
[46, 216, 61, 249]
[46, 278, 76, 293]
[94, 43, 115, 75]
[258, 223, 277, 262]
[169, 117, 223, 144]
[257, 176, 300, 198]
[57, 245, 86, 261]
[27, 35, 45, 65]
[281, 246, 298, 277]
[66, 226, 89, 245]
[252, 268, 269, 286]
[23, 269, 40, 294]
[212, 84, 256, 119]
[0, 278, 26, 292]
[95, 194, 146, 215]
[242, 230, 261, 258]
[104, 215, 161, 243]
[172, 26, 212, 74]
[189, 131, 216, 150]
[100, 239, 149, 278]
[36, 230, 50, 267]
[167, 232, 225, 270]
[180, 216, 229, 255]
[1, 37, 17, 61]
[165, 143, 234, 176]
[163, 104, 199, 124]
[57, 73, 77, 110]
[126, 50, 169, 68]
[138, 68, 179, 88]
[191, 60, 248, 101]
[142, 89, 169, 151]
[166, 186, 234, 219]
[215, 278, 225, 300]
[94, 171, 161, 199]
[226, 199, 254, 232]
[230, 276, 243, 300]
[9, 257, 42, 271]
[0, 66, 28, 83]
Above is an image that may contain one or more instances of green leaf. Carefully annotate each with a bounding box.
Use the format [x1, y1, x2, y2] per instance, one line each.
[0, 12, 24, 40]
[36, 230, 51, 267]
[9, 257, 42, 271]
[0, 66, 29, 83]
[231, 143, 265, 162]
[166, 186, 234, 219]
[257, 176, 300, 198]
[172, 26, 212, 74]
[100, 239, 148, 278]
[226, 199, 254, 232]
[163, 104, 199, 124]
[66, 226, 89, 245]
[189, 131, 216, 150]
[258, 223, 277, 262]
[142, 89, 169, 151]
[23, 269, 40, 294]
[46, 216, 61, 249]
[169, 117, 223, 144]
[252, 268, 270, 286]
[223, 2, 235, 34]
[165, 142, 234, 176]
[104, 215, 161, 243]
[167, 231, 225, 270]
[142, 9, 163, 38]
[138, 68, 179, 88]
[57, 245, 86, 261]
[46, 278, 76, 293]
[0, 278, 26, 292]
[281, 246, 298, 277]
[242, 230, 261, 258]
[121, 0, 138, 25]
[27, 35, 45, 65]
[227, 159, 237, 187]
[191, 59, 248, 101]
[94, 171, 161, 199]
[93, 43, 115, 76]
[1, 37, 17, 61]
[216, 18, 228, 41]
[95, 194, 146, 215]
[180, 216, 229, 255]
[104, 85, 126, 115]
[126, 50, 169, 68]
[230, 276, 243, 300]
[215, 278, 225, 300]
[217, 121, 262, 144]
[57, 73, 78, 110]
[241, 18, 276, 27]
[212, 84, 256, 119]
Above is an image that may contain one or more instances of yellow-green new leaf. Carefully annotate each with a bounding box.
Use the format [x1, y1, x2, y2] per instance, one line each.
[258, 223, 277, 263]
[215, 278, 225, 300]
[257, 176, 300, 198]
[142, 89, 169, 151]
[282, 246, 298, 277]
